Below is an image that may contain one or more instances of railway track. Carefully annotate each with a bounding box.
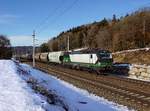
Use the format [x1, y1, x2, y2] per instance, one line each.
[24, 61, 150, 111]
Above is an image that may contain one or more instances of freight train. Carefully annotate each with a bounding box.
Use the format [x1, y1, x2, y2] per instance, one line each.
[21, 48, 113, 74]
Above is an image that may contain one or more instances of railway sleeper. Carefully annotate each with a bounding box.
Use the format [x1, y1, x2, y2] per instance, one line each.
[25, 62, 150, 111]
[45, 64, 150, 105]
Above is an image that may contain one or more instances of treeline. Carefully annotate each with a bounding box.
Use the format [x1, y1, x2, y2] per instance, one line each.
[41, 8, 150, 52]
[0, 35, 12, 59]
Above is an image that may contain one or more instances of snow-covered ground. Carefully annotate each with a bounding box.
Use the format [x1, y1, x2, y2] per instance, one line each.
[0, 60, 133, 111]
[113, 63, 131, 68]
[113, 47, 150, 54]
[0, 60, 48, 111]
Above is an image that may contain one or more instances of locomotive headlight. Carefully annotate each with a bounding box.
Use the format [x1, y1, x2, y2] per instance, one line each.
[98, 62, 101, 65]
[109, 54, 112, 58]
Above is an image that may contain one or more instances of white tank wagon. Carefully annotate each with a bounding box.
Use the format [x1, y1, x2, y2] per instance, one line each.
[20, 54, 32, 60]
[35, 53, 41, 61]
[40, 53, 48, 62]
[20, 54, 28, 59]
[48, 51, 64, 63]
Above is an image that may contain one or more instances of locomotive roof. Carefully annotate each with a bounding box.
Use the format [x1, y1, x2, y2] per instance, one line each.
[81, 48, 110, 53]
[65, 48, 111, 54]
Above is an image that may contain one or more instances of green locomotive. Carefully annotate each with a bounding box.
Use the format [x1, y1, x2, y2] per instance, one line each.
[62, 49, 113, 71]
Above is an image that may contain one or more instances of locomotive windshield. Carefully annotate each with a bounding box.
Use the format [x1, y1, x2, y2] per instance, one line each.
[98, 52, 112, 58]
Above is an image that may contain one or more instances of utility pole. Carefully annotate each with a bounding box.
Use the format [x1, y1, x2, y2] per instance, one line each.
[67, 36, 69, 51]
[143, 19, 146, 46]
[32, 30, 35, 67]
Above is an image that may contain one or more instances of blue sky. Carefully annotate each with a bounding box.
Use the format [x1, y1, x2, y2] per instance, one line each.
[0, 0, 149, 46]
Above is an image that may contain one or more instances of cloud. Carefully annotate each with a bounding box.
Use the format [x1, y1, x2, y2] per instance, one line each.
[0, 14, 18, 24]
[9, 35, 48, 46]
[9, 36, 33, 46]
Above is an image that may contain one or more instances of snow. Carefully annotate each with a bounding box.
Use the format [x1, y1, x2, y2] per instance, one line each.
[0, 60, 47, 111]
[113, 63, 131, 67]
[127, 76, 150, 82]
[21, 63, 133, 111]
[0, 60, 133, 111]
[132, 64, 150, 68]
[113, 47, 150, 54]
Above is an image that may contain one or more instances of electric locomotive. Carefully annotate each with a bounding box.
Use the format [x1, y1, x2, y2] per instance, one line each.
[62, 48, 113, 72]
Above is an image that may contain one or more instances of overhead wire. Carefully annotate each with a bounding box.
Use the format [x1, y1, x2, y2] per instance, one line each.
[34, 0, 65, 31]
[37, 0, 79, 35]
[34, 1, 149, 33]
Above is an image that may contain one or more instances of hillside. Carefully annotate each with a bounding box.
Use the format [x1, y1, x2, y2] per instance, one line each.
[42, 8, 150, 53]
[113, 48, 150, 65]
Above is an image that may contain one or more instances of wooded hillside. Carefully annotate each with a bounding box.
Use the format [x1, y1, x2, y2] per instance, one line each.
[41, 8, 150, 52]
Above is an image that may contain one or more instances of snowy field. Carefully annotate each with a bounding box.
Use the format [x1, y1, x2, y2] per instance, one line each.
[0, 60, 47, 111]
[0, 60, 133, 111]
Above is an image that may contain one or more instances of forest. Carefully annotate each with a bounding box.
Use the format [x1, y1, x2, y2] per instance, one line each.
[40, 8, 150, 52]
[0, 35, 12, 59]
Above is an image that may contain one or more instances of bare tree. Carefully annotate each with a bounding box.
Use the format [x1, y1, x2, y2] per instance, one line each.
[0, 35, 12, 59]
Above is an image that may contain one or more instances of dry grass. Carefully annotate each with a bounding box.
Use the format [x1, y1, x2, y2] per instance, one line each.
[113, 50, 150, 65]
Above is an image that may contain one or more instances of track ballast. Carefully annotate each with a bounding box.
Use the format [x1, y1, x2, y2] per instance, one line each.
[24, 61, 150, 111]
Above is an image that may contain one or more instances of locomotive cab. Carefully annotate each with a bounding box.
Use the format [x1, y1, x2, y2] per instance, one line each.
[96, 51, 113, 69]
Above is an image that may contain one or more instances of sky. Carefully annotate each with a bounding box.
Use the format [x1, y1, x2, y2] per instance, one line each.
[0, 0, 149, 46]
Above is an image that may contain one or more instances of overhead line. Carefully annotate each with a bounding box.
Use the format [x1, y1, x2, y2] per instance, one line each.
[37, 0, 79, 34]
[34, 0, 64, 31]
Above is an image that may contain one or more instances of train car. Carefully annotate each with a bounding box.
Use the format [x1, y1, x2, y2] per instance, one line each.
[63, 49, 113, 71]
[39, 53, 48, 62]
[27, 54, 32, 60]
[47, 51, 64, 64]
[21, 54, 32, 60]
[35, 53, 41, 61]
[20, 54, 27, 60]
[31, 48, 113, 74]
